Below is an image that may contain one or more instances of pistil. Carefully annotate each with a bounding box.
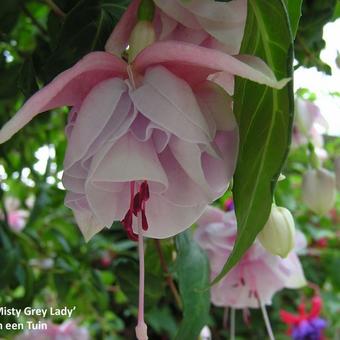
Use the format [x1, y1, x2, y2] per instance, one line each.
[135, 211, 148, 340]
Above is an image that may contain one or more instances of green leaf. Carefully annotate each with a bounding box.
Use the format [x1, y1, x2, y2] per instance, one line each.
[175, 231, 210, 340]
[214, 0, 294, 283]
[42, 0, 130, 81]
[18, 57, 39, 98]
[284, 0, 303, 37]
[115, 256, 164, 310]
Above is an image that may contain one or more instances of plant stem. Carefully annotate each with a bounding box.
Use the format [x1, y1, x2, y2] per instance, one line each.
[154, 239, 182, 310]
[21, 4, 48, 37]
[43, 0, 66, 17]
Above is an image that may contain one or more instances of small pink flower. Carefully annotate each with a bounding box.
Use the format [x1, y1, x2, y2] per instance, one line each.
[15, 320, 89, 340]
[194, 206, 306, 309]
[0, 197, 29, 232]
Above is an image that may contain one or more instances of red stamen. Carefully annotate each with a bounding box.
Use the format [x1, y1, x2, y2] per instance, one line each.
[141, 209, 148, 231]
[121, 181, 150, 241]
[133, 192, 141, 216]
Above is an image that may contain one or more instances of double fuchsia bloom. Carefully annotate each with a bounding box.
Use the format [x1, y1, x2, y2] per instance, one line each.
[0, 41, 287, 241]
[194, 206, 306, 309]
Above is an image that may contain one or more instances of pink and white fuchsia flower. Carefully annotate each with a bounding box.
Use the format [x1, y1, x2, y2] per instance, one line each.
[0, 41, 287, 243]
[0, 1, 288, 337]
[195, 206, 306, 338]
[194, 206, 306, 309]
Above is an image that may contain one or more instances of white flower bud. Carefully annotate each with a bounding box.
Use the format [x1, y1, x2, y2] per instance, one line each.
[302, 168, 336, 214]
[335, 157, 340, 191]
[199, 326, 212, 340]
[258, 204, 295, 258]
[128, 21, 156, 63]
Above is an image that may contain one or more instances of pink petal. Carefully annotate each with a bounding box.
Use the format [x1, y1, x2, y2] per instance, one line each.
[130, 65, 212, 143]
[134, 41, 289, 88]
[104, 0, 140, 55]
[281, 253, 307, 288]
[168, 137, 222, 201]
[201, 130, 239, 194]
[135, 194, 207, 239]
[73, 208, 105, 242]
[88, 133, 168, 190]
[158, 146, 211, 206]
[153, 0, 201, 29]
[64, 78, 132, 172]
[194, 81, 235, 134]
[183, 0, 247, 54]
[195, 205, 225, 227]
[0, 52, 127, 143]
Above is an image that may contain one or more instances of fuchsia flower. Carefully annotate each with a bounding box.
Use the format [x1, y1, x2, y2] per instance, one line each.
[106, 0, 247, 57]
[16, 320, 89, 340]
[194, 206, 306, 309]
[0, 39, 287, 242]
[0, 197, 29, 232]
[280, 296, 327, 340]
[292, 97, 328, 160]
[0, 2, 288, 337]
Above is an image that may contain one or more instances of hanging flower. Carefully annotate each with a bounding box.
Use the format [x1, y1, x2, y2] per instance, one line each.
[0, 197, 29, 232]
[15, 320, 90, 340]
[292, 97, 328, 160]
[302, 168, 336, 215]
[280, 296, 327, 340]
[105, 0, 247, 57]
[0, 37, 287, 243]
[194, 206, 306, 309]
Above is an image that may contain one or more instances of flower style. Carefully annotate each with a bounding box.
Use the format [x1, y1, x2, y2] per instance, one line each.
[0, 38, 287, 242]
[194, 206, 306, 309]
[0, 197, 29, 232]
[15, 320, 89, 340]
[280, 296, 327, 340]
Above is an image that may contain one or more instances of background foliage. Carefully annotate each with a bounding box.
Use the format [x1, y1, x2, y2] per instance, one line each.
[0, 0, 339, 339]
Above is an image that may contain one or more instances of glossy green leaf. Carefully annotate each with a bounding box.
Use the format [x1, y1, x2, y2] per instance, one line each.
[43, 0, 130, 81]
[214, 0, 294, 283]
[284, 0, 303, 37]
[175, 231, 210, 340]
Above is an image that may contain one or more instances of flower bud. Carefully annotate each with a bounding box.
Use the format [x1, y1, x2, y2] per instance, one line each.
[302, 168, 336, 214]
[258, 204, 295, 258]
[199, 326, 212, 340]
[335, 157, 340, 191]
[128, 21, 156, 63]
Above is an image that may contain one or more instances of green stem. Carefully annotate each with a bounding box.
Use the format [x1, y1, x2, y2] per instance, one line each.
[138, 0, 155, 21]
